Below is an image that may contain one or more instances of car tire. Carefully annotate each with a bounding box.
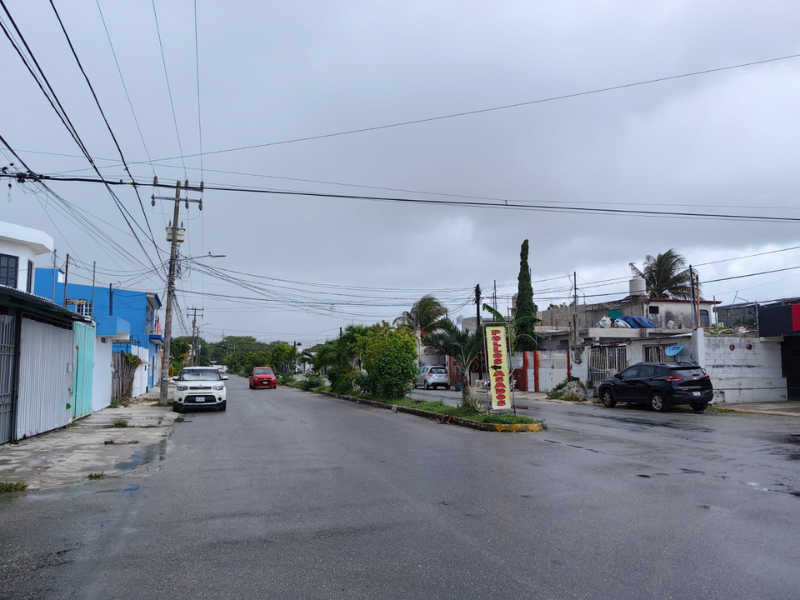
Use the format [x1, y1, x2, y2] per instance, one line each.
[691, 402, 709, 412]
[219, 401, 227, 412]
[650, 391, 668, 412]
[424, 381, 429, 390]
[172, 402, 181, 413]
[601, 388, 616, 408]
[445, 385, 451, 390]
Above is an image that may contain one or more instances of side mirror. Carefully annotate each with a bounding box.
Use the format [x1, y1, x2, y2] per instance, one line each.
[614, 373, 623, 380]
[221, 375, 229, 380]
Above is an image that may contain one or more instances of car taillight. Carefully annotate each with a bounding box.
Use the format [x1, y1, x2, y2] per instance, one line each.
[429, 371, 434, 376]
[702, 375, 710, 380]
[665, 375, 684, 382]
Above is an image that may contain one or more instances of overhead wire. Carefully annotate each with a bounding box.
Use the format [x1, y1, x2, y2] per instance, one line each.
[145, 52, 800, 162]
[150, 0, 187, 179]
[48, 0, 165, 276]
[0, 3, 163, 276]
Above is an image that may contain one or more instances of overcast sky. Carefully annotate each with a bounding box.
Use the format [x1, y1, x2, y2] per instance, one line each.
[3, 0, 800, 345]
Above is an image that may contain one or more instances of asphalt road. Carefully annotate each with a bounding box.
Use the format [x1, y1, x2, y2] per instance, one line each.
[1, 377, 799, 599]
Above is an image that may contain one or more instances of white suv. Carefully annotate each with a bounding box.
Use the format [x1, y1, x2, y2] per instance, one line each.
[174, 367, 228, 413]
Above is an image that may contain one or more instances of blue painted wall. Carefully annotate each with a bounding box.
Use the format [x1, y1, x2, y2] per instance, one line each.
[35, 269, 161, 387]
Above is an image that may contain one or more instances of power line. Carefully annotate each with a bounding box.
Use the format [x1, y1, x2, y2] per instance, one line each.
[193, 0, 203, 182]
[150, 0, 187, 179]
[5, 172, 800, 224]
[48, 0, 163, 273]
[694, 245, 800, 267]
[0, 3, 163, 276]
[95, 0, 156, 174]
[147, 52, 800, 162]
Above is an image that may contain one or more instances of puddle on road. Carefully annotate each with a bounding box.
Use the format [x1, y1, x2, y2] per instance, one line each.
[113, 437, 170, 472]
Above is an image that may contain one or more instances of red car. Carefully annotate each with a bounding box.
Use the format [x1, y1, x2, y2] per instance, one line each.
[249, 367, 277, 389]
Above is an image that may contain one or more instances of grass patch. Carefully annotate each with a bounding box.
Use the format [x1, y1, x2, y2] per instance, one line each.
[110, 397, 129, 409]
[368, 397, 542, 425]
[706, 405, 737, 413]
[0, 481, 28, 493]
[112, 419, 128, 428]
[151, 402, 171, 407]
[87, 472, 105, 480]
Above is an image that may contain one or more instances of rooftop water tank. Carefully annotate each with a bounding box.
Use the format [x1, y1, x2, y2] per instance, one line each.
[629, 277, 647, 297]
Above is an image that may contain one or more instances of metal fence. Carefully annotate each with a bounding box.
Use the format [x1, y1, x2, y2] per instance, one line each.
[0, 314, 15, 444]
[588, 346, 628, 388]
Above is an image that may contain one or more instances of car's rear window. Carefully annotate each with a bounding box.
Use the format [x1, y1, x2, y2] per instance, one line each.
[429, 367, 447, 374]
[254, 368, 273, 375]
[672, 367, 706, 378]
[180, 369, 221, 381]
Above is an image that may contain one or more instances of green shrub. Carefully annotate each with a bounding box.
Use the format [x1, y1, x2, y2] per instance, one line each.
[298, 374, 325, 391]
[355, 372, 378, 395]
[331, 374, 355, 395]
[278, 373, 295, 385]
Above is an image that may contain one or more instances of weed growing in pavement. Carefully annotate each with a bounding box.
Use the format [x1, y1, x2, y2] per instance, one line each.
[0, 481, 28, 493]
[110, 397, 129, 409]
[706, 405, 737, 413]
[88, 473, 105, 480]
[112, 419, 128, 428]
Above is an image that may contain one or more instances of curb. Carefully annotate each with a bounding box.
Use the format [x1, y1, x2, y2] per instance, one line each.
[288, 387, 544, 432]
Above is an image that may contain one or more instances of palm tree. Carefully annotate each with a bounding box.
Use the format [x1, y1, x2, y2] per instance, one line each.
[423, 319, 484, 412]
[394, 295, 447, 339]
[630, 249, 695, 300]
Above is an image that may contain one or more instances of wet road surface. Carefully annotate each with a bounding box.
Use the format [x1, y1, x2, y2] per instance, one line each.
[1, 376, 798, 599]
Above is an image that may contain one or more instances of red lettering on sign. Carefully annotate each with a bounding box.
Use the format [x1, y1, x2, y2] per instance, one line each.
[491, 329, 500, 334]
[493, 353, 502, 359]
[497, 395, 506, 402]
[498, 401, 507, 407]
[492, 336, 501, 342]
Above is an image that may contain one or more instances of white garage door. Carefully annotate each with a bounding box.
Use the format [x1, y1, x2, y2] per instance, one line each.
[16, 318, 74, 439]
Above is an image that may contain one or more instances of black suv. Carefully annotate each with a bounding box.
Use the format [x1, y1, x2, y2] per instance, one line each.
[597, 362, 713, 413]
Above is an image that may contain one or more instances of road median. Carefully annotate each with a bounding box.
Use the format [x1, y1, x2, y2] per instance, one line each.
[286, 385, 544, 432]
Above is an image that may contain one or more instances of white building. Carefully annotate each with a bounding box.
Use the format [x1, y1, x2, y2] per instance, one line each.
[0, 221, 53, 292]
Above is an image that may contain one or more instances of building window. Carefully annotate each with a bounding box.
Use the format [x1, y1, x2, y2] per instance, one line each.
[648, 306, 659, 315]
[644, 346, 662, 362]
[700, 310, 710, 328]
[0, 254, 18, 288]
[26, 260, 33, 293]
[75, 303, 93, 318]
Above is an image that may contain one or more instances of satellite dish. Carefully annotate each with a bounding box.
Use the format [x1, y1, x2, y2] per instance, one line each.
[665, 345, 683, 357]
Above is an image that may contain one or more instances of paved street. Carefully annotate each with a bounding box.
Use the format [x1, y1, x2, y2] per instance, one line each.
[1, 376, 799, 599]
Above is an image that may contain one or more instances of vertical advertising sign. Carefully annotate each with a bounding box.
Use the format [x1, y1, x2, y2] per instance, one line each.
[485, 324, 510, 410]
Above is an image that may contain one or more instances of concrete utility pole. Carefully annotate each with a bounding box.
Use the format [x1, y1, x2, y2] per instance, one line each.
[159, 181, 183, 404]
[689, 265, 697, 330]
[51, 249, 56, 302]
[475, 284, 482, 380]
[91, 261, 96, 318]
[573, 272, 578, 349]
[187, 307, 203, 365]
[62, 254, 70, 307]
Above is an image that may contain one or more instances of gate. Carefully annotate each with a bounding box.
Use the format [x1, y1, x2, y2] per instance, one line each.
[0, 314, 15, 444]
[73, 322, 95, 418]
[112, 351, 126, 399]
[16, 318, 74, 440]
[588, 345, 627, 389]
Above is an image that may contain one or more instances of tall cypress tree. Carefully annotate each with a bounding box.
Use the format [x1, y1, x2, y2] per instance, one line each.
[515, 239, 537, 351]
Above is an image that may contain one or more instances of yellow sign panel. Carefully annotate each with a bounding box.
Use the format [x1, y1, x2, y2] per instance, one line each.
[485, 324, 511, 410]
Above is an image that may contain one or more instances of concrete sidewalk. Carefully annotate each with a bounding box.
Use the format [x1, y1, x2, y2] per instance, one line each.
[715, 401, 800, 417]
[0, 404, 178, 490]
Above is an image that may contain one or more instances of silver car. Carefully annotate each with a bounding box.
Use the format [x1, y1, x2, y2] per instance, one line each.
[415, 366, 450, 390]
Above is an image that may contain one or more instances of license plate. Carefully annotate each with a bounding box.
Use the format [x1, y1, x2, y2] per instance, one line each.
[692, 392, 701, 397]
[196, 398, 205, 402]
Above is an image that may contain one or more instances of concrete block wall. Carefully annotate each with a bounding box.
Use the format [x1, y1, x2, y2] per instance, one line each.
[703, 335, 786, 404]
